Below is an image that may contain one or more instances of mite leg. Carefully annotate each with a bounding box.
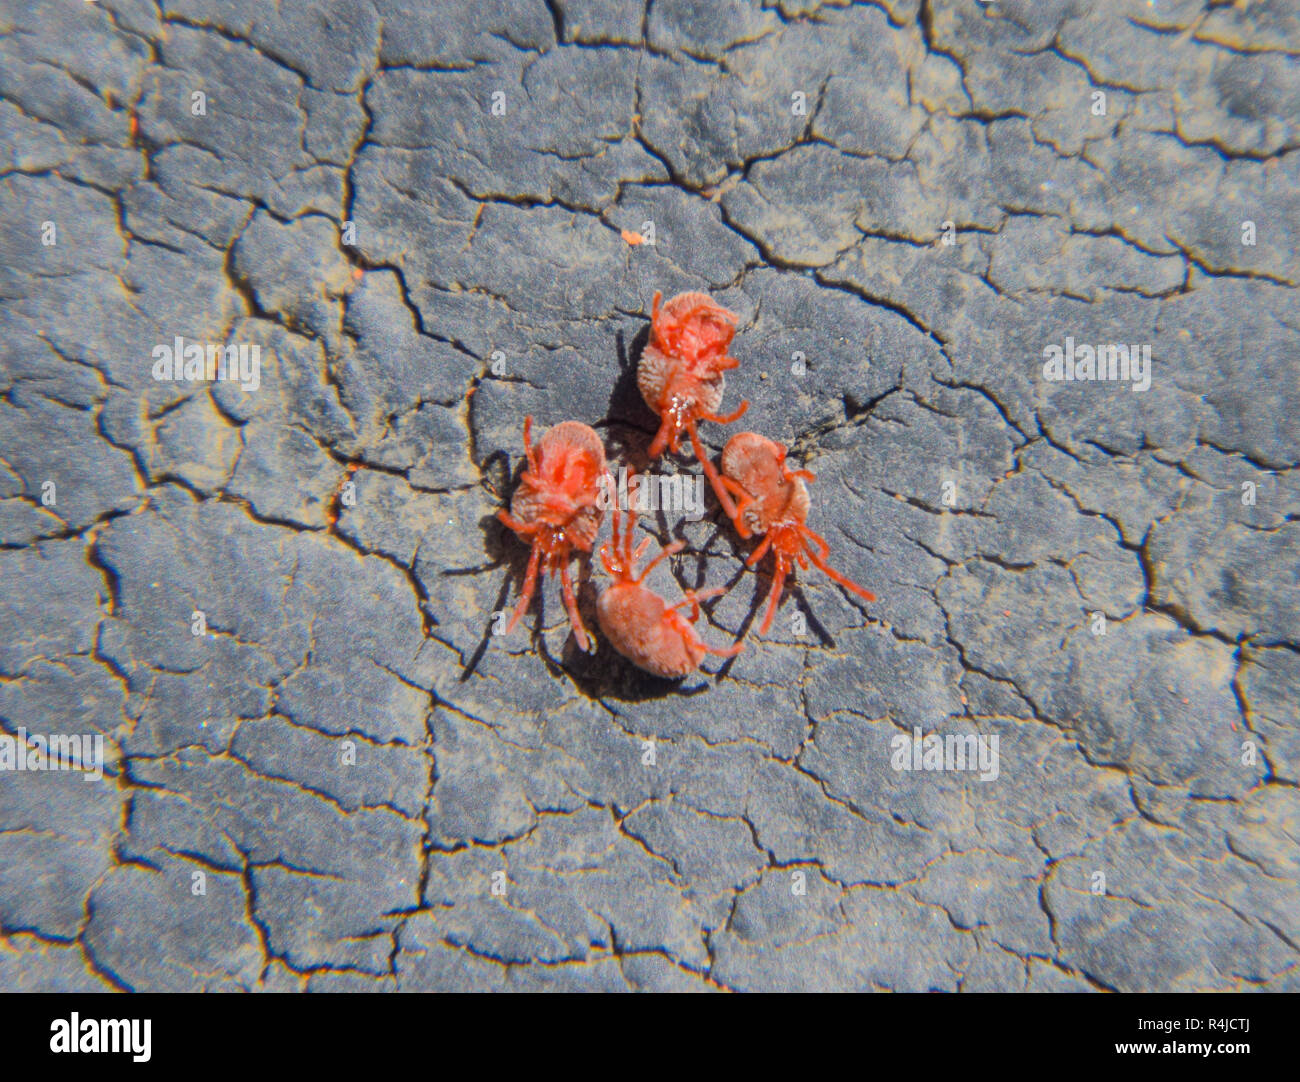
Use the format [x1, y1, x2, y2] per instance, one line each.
[666, 611, 744, 660]
[648, 412, 680, 460]
[497, 509, 539, 536]
[634, 538, 686, 584]
[770, 442, 815, 485]
[800, 525, 831, 560]
[802, 534, 876, 603]
[630, 536, 655, 569]
[673, 586, 729, 621]
[614, 500, 655, 573]
[558, 559, 590, 652]
[702, 639, 745, 658]
[711, 354, 740, 373]
[757, 557, 789, 636]
[521, 415, 539, 475]
[603, 500, 626, 572]
[685, 418, 739, 520]
[745, 532, 773, 569]
[505, 543, 543, 633]
[700, 400, 749, 425]
[719, 475, 756, 539]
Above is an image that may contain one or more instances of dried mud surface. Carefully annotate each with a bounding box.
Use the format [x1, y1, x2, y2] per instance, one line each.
[0, 0, 1297, 991]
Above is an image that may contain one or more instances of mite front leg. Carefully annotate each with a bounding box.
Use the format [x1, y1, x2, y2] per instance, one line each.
[719, 475, 756, 539]
[757, 555, 789, 636]
[505, 543, 543, 634]
[520, 415, 540, 475]
[558, 559, 591, 652]
[802, 537, 876, 603]
[634, 538, 685, 585]
[701, 400, 749, 425]
[673, 586, 729, 622]
[648, 411, 679, 460]
[745, 532, 773, 569]
[497, 510, 540, 537]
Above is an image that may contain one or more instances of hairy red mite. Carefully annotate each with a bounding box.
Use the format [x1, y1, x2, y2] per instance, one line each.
[638, 290, 750, 519]
[497, 416, 611, 651]
[719, 432, 876, 635]
[597, 500, 743, 677]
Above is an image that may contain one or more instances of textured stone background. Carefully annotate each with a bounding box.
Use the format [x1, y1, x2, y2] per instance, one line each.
[1, 0, 1297, 992]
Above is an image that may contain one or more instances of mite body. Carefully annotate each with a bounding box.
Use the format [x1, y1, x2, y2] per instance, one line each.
[497, 416, 610, 651]
[638, 290, 750, 518]
[719, 432, 876, 635]
[597, 502, 742, 677]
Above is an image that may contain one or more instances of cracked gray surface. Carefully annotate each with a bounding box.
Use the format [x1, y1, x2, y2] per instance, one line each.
[1, 0, 1297, 992]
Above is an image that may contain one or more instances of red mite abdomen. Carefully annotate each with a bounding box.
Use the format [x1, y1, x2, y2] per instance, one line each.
[651, 292, 739, 360]
[637, 345, 727, 417]
[656, 291, 717, 322]
[720, 431, 775, 483]
[636, 343, 674, 411]
[510, 420, 608, 545]
[540, 421, 607, 464]
[721, 432, 810, 530]
[597, 584, 696, 678]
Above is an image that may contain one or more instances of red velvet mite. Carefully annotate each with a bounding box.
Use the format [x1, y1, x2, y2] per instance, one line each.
[639, 290, 750, 519]
[497, 416, 611, 651]
[719, 432, 876, 635]
[596, 499, 743, 677]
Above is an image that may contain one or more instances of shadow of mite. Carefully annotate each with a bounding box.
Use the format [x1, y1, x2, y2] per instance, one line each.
[563, 640, 716, 701]
[477, 447, 514, 504]
[604, 325, 657, 439]
[458, 558, 512, 682]
[447, 506, 519, 683]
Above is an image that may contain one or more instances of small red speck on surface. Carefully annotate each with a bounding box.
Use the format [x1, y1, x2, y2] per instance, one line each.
[621, 229, 644, 246]
[1002, 610, 1011, 617]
